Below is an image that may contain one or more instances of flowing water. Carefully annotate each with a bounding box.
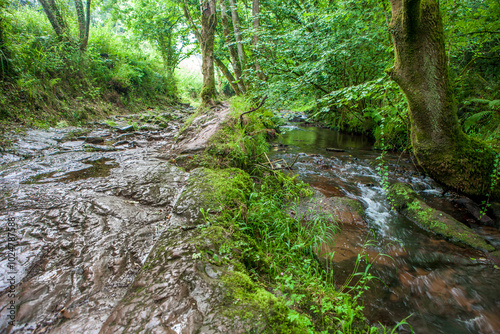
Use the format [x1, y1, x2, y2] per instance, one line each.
[269, 124, 500, 334]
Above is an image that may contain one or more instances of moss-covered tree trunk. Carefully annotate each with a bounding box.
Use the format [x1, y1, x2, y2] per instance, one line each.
[200, 0, 218, 106]
[39, 0, 68, 39]
[388, 0, 499, 198]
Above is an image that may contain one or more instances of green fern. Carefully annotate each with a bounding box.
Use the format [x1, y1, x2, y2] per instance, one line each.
[463, 110, 500, 141]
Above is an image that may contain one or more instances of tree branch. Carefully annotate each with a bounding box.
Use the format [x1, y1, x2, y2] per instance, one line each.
[240, 96, 268, 127]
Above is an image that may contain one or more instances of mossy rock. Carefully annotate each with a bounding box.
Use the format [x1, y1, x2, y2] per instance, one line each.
[389, 183, 495, 252]
[171, 167, 251, 226]
[293, 190, 366, 227]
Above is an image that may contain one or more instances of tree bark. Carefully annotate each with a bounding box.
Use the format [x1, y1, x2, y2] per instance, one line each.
[83, 0, 91, 49]
[74, 0, 91, 50]
[220, 0, 246, 94]
[388, 0, 499, 198]
[74, 0, 85, 47]
[228, 0, 246, 69]
[39, 0, 67, 38]
[199, 0, 218, 106]
[215, 57, 241, 95]
[252, 0, 265, 81]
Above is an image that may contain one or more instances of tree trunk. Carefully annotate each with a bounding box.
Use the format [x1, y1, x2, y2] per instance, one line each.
[39, 0, 67, 38]
[200, 0, 218, 106]
[252, 0, 265, 81]
[0, 13, 11, 80]
[228, 0, 246, 69]
[215, 57, 241, 95]
[83, 0, 91, 49]
[388, 0, 499, 198]
[220, 0, 246, 94]
[74, 0, 91, 50]
[74, 0, 85, 46]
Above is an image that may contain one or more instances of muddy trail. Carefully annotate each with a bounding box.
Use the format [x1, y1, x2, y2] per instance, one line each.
[0, 104, 259, 333]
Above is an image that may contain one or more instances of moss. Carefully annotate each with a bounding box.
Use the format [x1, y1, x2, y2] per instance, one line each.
[200, 85, 218, 106]
[389, 183, 495, 252]
[416, 132, 499, 199]
[179, 167, 251, 212]
[335, 197, 365, 217]
[220, 271, 308, 333]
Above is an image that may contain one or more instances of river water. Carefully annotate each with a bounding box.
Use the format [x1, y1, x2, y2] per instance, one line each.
[269, 124, 500, 334]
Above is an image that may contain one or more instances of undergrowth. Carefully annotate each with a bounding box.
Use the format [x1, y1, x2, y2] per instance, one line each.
[0, 5, 178, 128]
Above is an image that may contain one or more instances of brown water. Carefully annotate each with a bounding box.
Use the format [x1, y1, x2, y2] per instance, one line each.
[270, 124, 500, 334]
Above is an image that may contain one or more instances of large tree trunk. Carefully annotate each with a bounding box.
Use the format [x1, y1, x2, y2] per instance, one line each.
[220, 0, 246, 94]
[388, 0, 499, 198]
[200, 0, 218, 106]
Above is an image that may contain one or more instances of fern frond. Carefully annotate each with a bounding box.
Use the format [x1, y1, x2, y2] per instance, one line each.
[463, 110, 496, 132]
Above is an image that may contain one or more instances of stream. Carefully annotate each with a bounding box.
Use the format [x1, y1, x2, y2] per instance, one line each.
[269, 123, 500, 334]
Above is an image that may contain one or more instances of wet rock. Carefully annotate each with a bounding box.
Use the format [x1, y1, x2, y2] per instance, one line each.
[139, 123, 161, 131]
[113, 162, 186, 207]
[452, 197, 496, 227]
[293, 190, 366, 227]
[118, 125, 135, 133]
[115, 133, 135, 140]
[83, 144, 118, 152]
[60, 140, 85, 150]
[389, 183, 495, 252]
[81, 136, 105, 144]
[174, 104, 231, 155]
[0, 153, 22, 165]
[326, 147, 345, 152]
[99, 229, 268, 334]
[112, 140, 129, 147]
[0, 190, 171, 333]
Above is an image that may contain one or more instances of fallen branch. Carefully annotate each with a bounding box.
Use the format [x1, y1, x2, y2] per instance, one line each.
[240, 95, 268, 127]
[289, 154, 300, 169]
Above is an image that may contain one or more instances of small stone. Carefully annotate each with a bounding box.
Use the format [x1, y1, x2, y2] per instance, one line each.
[84, 137, 105, 144]
[118, 125, 135, 133]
